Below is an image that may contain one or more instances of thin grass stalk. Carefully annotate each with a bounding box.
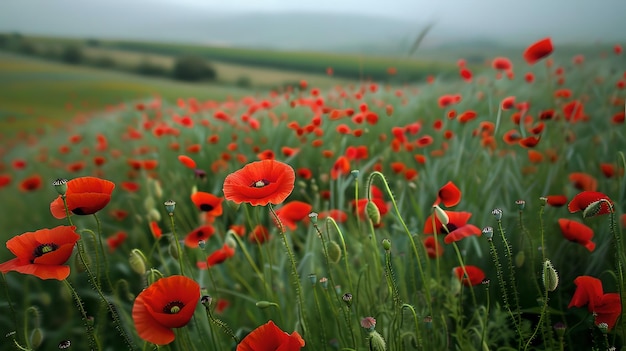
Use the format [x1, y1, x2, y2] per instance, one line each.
[494, 212, 522, 329]
[64, 279, 100, 350]
[366, 171, 433, 316]
[268, 204, 309, 337]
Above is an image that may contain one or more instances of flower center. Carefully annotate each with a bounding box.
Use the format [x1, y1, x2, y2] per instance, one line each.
[33, 243, 58, 258]
[251, 179, 270, 188]
[199, 204, 214, 211]
[163, 300, 185, 314]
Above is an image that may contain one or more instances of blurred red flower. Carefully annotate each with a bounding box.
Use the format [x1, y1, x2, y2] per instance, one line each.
[274, 201, 313, 231]
[523, 37, 553, 65]
[557, 219, 595, 252]
[423, 210, 481, 244]
[568, 191, 613, 217]
[191, 192, 224, 217]
[453, 265, 485, 286]
[184, 225, 215, 248]
[434, 181, 461, 207]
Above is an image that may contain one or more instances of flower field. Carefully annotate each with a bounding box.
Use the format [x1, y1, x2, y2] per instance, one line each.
[0, 38, 625, 350]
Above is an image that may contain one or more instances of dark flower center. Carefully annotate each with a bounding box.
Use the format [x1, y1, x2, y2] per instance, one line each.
[72, 207, 88, 215]
[250, 179, 270, 188]
[440, 223, 458, 233]
[163, 300, 185, 314]
[199, 204, 214, 211]
[32, 243, 58, 261]
[195, 230, 204, 238]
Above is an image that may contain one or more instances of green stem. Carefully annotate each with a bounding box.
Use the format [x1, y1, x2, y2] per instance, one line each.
[496, 218, 521, 330]
[269, 204, 308, 337]
[168, 213, 185, 276]
[64, 279, 100, 350]
[366, 171, 433, 316]
[203, 298, 239, 343]
[92, 213, 112, 289]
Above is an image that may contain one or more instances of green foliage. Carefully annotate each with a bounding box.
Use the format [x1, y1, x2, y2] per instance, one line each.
[135, 58, 168, 76]
[172, 55, 216, 81]
[61, 45, 83, 64]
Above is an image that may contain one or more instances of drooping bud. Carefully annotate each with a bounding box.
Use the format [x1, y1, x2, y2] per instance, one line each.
[255, 301, 278, 309]
[145, 268, 163, 285]
[168, 239, 180, 260]
[29, 328, 44, 348]
[542, 259, 559, 292]
[366, 201, 381, 225]
[433, 205, 449, 227]
[143, 196, 156, 212]
[582, 200, 603, 218]
[515, 250, 525, 267]
[147, 208, 161, 222]
[129, 249, 147, 275]
[326, 241, 342, 264]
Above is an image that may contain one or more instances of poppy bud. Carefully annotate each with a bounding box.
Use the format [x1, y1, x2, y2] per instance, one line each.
[145, 268, 163, 285]
[516, 199, 526, 211]
[255, 301, 278, 309]
[582, 200, 604, 218]
[368, 330, 387, 351]
[542, 259, 559, 292]
[129, 249, 147, 275]
[366, 201, 381, 225]
[515, 251, 525, 267]
[147, 208, 161, 222]
[168, 240, 180, 260]
[433, 205, 449, 226]
[143, 196, 156, 212]
[53, 178, 68, 196]
[29, 322, 43, 348]
[326, 241, 342, 264]
[382, 238, 391, 251]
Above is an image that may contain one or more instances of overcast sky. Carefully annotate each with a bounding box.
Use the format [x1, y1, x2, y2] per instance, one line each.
[1, 0, 625, 45]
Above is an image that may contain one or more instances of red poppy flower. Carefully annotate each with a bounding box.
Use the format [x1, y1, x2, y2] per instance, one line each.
[568, 173, 597, 192]
[275, 201, 313, 231]
[568, 191, 613, 217]
[318, 209, 348, 223]
[331, 156, 351, 180]
[523, 37, 553, 65]
[132, 275, 200, 345]
[423, 210, 481, 244]
[184, 225, 215, 248]
[249, 225, 271, 244]
[237, 320, 305, 351]
[50, 177, 115, 219]
[568, 275, 622, 330]
[434, 181, 461, 207]
[453, 265, 485, 286]
[0, 174, 11, 188]
[191, 192, 224, 217]
[599, 163, 616, 178]
[558, 219, 595, 252]
[150, 221, 162, 239]
[207, 243, 236, 267]
[106, 231, 127, 253]
[121, 181, 140, 192]
[492, 57, 513, 71]
[223, 160, 295, 206]
[545, 195, 567, 207]
[19, 174, 43, 192]
[423, 236, 443, 259]
[0, 226, 80, 280]
[178, 155, 197, 169]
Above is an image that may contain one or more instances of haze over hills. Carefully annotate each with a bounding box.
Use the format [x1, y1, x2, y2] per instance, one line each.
[1, 0, 625, 54]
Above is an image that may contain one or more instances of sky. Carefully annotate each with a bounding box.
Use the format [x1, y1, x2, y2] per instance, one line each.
[1, 0, 625, 47]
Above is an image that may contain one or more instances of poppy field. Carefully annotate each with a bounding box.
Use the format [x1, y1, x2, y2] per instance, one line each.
[0, 37, 626, 351]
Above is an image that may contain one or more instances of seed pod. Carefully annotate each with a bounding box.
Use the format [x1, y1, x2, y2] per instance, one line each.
[542, 259, 559, 292]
